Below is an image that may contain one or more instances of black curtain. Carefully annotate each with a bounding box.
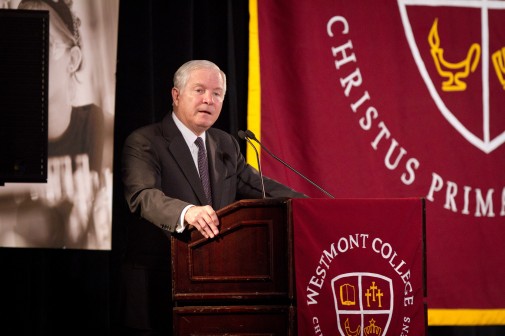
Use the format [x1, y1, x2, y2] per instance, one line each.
[1, 1, 503, 335]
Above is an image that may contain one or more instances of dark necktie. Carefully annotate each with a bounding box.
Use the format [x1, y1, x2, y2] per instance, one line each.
[195, 137, 212, 206]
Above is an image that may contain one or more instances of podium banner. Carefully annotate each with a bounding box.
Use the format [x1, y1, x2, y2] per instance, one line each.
[250, 0, 505, 324]
[292, 198, 425, 336]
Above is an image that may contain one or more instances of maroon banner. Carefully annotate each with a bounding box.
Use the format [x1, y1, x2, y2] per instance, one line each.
[292, 198, 425, 335]
[256, 0, 505, 320]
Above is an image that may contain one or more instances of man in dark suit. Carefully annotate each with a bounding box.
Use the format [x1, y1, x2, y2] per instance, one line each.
[120, 60, 304, 335]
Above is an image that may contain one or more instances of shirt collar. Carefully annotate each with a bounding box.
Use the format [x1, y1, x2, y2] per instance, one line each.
[172, 112, 206, 147]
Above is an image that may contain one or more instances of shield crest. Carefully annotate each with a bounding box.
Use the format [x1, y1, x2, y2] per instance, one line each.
[331, 273, 393, 336]
[398, 0, 505, 154]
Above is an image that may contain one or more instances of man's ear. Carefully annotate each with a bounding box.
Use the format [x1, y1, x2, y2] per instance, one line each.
[171, 87, 180, 106]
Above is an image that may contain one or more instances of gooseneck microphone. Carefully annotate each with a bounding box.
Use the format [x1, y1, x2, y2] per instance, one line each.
[244, 130, 334, 199]
[238, 130, 266, 199]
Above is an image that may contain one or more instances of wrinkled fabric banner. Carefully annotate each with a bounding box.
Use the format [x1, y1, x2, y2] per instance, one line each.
[254, 0, 505, 324]
[292, 198, 425, 335]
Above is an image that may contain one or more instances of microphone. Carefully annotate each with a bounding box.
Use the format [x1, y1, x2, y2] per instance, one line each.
[238, 130, 266, 199]
[244, 130, 334, 198]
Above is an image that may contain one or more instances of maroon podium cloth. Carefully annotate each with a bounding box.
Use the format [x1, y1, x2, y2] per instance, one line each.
[292, 198, 426, 335]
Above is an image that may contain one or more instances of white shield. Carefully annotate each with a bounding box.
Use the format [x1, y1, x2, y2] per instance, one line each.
[398, 0, 505, 154]
[332, 272, 393, 336]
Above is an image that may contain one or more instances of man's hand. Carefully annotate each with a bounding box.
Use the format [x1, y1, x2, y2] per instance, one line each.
[184, 205, 220, 238]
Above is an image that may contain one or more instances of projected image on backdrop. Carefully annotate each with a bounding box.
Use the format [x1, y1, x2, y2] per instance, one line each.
[0, 0, 119, 250]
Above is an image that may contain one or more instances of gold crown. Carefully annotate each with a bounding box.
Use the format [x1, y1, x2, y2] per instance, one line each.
[363, 318, 382, 336]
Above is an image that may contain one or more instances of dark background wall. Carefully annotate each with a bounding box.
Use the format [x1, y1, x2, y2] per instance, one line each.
[0, 1, 503, 335]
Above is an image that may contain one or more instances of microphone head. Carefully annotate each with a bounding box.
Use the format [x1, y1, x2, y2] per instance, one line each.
[245, 130, 256, 140]
[237, 130, 247, 140]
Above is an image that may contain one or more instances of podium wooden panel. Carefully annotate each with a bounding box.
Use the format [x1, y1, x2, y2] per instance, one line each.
[171, 198, 295, 335]
[173, 305, 295, 335]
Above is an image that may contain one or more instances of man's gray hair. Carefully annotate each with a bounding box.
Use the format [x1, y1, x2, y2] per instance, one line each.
[173, 60, 227, 95]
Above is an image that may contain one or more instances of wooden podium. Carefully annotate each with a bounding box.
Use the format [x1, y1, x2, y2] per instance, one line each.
[171, 198, 296, 335]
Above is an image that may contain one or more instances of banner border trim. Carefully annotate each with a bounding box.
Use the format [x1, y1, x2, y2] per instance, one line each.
[428, 309, 505, 325]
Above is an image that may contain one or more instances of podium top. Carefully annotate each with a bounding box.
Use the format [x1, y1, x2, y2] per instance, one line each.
[216, 198, 291, 217]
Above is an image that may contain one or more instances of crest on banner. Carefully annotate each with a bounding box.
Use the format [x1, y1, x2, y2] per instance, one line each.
[332, 273, 393, 336]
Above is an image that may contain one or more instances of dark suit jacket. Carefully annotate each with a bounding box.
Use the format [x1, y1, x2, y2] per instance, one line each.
[120, 113, 304, 331]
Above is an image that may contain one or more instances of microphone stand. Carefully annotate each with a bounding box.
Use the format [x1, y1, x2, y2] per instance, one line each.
[238, 130, 266, 199]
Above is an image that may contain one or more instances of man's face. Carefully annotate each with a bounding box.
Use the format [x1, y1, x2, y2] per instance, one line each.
[172, 68, 225, 135]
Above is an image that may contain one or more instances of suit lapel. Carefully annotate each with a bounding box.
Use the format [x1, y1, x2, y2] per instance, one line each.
[162, 115, 208, 206]
[207, 132, 225, 209]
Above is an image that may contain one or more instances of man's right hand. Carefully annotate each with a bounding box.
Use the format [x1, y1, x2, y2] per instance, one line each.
[184, 205, 220, 239]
